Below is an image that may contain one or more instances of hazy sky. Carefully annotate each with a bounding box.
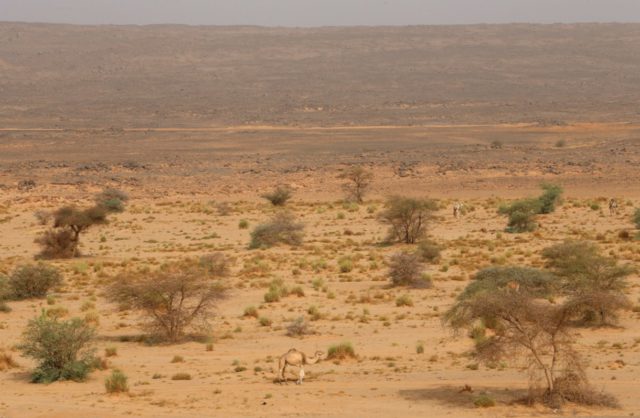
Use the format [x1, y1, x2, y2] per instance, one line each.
[3, 0, 640, 26]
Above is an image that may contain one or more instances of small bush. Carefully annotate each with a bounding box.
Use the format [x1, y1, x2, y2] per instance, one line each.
[95, 188, 129, 213]
[258, 316, 272, 327]
[105, 369, 129, 393]
[327, 342, 356, 360]
[416, 240, 441, 263]
[19, 313, 96, 383]
[264, 279, 289, 303]
[498, 198, 541, 232]
[389, 252, 424, 287]
[171, 355, 184, 363]
[198, 253, 230, 277]
[416, 342, 424, 354]
[396, 294, 413, 307]
[554, 139, 567, 148]
[261, 186, 293, 206]
[8, 263, 62, 300]
[338, 256, 354, 273]
[634, 208, 640, 229]
[473, 394, 495, 408]
[243, 306, 259, 318]
[105, 347, 117, 357]
[171, 372, 192, 380]
[490, 140, 503, 149]
[249, 212, 304, 249]
[286, 317, 313, 337]
[238, 219, 249, 229]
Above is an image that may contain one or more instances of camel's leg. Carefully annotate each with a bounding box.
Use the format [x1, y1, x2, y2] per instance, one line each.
[297, 367, 305, 385]
[280, 364, 287, 384]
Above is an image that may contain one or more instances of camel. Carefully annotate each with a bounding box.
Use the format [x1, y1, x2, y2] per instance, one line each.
[277, 348, 324, 385]
[453, 202, 464, 219]
[609, 198, 618, 215]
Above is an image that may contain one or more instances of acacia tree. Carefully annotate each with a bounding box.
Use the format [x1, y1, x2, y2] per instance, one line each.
[444, 266, 618, 407]
[36, 189, 128, 259]
[108, 257, 227, 342]
[542, 241, 633, 325]
[379, 196, 438, 244]
[339, 166, 373, 203]
[36, 205, 108, 258]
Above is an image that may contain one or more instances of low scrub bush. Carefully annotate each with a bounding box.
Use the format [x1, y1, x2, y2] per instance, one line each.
[327, 342, 356, 360]
[249, 212, 304, 249]
[8, 263, 62, 300]
[261, 186, 293, 206]
[105, 369, 129, 393]
[19, 312, 96, 383]
[389, 252, 426, 287]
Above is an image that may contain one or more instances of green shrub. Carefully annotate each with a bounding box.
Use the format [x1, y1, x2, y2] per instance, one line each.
[261, 186, 293, 206]
[105, 369, 129, 393]
[249, 212, 304, 249]
[9, 263, 62, 300]
[238, 219, 249, 229]
[19, 312, 96, 383]
[327, 342, 356, 360]
[171, 372, 192, 380]
[634, 209, 640, 229]
[95, 188, 129, 213]
[538, 183, 563, 214]
[498, 198, 541, 233]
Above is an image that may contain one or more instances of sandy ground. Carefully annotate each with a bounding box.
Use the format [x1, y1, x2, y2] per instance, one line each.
[0, 180, 639, 417]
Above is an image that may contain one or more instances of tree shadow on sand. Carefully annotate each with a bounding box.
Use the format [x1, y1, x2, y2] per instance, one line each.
[399, 385, 529, 408]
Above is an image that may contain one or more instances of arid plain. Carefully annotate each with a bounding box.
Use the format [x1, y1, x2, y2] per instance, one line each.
[1, 23, 640, 417]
